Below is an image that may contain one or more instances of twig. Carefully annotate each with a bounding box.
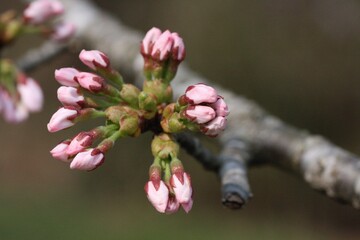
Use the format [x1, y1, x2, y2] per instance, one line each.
[16, 41, 67, 72]
[175, 133, 253, 209]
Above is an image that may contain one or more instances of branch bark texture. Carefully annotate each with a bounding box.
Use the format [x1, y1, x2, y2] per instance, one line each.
[23, 0, 360, 209]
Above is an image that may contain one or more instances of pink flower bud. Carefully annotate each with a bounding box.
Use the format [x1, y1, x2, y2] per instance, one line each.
[50, 140, 71, 162]
[151, 30, 174, 61]
[79, 49, 110, 70]
[165, 196, 180, 214]
[170, 172, 192, 204]
[75, 72, 104, 93]
[201, 116, 227, 137]
[47, 107, 78, 132]
[181, 198, 193, 213]
[141, 27, 162, 55]
[185, 105, 216, 124]
[66, 132, 93, 155]
[210, 97, 229, 117]
[145, 180, 169, 213]
[0, 91, 29, 123]
[49, 0, 64, 14]
[51, 22, 75, 41]
[185, 83, 218, 104]
[57, 86, 84, 107]
[171, 32, 185, 61]
[23, 0, 64, 24]
[55, 68, 80, 87]
[17, 77, 43, 112]
[4, 102, 29, 123]
[70, 148, 104, 171]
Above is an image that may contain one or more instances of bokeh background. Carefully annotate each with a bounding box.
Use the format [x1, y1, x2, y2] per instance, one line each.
[1, 0, 360, 239]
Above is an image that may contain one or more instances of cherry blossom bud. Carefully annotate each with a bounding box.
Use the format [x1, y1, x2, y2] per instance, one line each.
[70, 148, 104, 171]
[171, 32, 185, 61]
[55, 68, 80, 87]
[151, 30, 174, 61]
[75, 72, 104, 93]
[141, 27, 162, 55]
[0, 91, 29, 123]
[47, 107, 78, 132]
[181, 198, 193, 213]
[3, 101, 29, 123]
[23, 0, 64, 24]
[49, 0, 63, 14]
[50, 140, 71, 162]
[165, 196, 180, 214]
[145, 180, 169, 213]
[210, 97, 229, 117]
[201, 116, 227, 137]
[184, 84, 218, 104]
[79, 49, 110, 70]
[185, 105, 216, 124]
[57, 86, 84, 107]
[66, 132, 93, 155]
[12, 104, 29, 123]
[17, 77, 43, 112]
[171, 172, 192, 204]
[51, 22, 75, 41]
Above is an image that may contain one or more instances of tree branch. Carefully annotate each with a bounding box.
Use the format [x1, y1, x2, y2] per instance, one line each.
[174, 133, 253, 209]
[23, 0, 360, 209]
[16, 41, 67, 72]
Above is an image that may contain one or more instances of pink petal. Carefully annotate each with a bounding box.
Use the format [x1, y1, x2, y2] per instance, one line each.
[185, 83, 218, 104]
[70, 149, 104, 171]
[185, 105, 216, 124]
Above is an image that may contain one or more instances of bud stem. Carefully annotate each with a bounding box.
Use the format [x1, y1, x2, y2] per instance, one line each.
[98, 68, 124, 90]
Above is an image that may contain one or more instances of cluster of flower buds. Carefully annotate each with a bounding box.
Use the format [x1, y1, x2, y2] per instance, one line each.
[48, 49, 129, 170]
[0, 60, 43, 123]
[0, 0, 74, 47]
[160, 83, 229, 137]
[145, 133, 193, 213]
[0, 0, 74, 123]
[49, 28, 229, 214]
[140, 27, 185, 83]
[180, 83, 229, 136]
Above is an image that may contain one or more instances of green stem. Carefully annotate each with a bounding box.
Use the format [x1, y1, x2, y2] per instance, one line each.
[164, 160, 171, 185]
[98, 68, 124, 90]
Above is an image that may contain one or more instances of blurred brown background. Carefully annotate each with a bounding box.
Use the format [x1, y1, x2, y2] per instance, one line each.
[1, 0, 360, 239]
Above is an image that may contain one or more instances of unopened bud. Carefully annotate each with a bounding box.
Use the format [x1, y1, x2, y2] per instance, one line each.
[75, 72, 104, 93]
[50, 140, 71, 162]
[51, 22, 75, 42]
[141, 27, 162, 56]
[144, 180, 169, 213]
[17, 77, 43, 112]
[170, 172, 192, 204]
[55, 68, 80, 87]
[184, 105, 216, 124]
[23, 0, 64, 24]
[66, 132, 94, 155]
[151, 30, 174, 61]
[47, 107, 78, 132]
[57, 86, 84, 108]
[70, 148, 104, 171]
[79, 49, 110, 70]
[201, 116, 227, 137]
[151, 133, 179, 159]
[138, 92, 157, 112]
[119, 84, 140, 107]
[184, 83, 218, 104]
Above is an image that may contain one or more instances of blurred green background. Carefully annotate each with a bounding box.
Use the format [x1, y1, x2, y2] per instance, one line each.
[1, 0, 360, 239]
